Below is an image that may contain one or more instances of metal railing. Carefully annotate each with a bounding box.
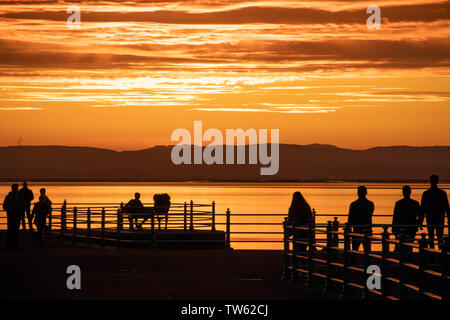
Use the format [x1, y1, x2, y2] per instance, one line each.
[0, 201, 232, 247]
[282, 218, 449, 300]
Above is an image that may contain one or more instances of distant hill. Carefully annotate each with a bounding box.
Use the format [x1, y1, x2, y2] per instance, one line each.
[0, 144, 449, 182]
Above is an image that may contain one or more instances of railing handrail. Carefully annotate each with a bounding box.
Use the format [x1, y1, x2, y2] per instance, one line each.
[283, 217, 449, 301]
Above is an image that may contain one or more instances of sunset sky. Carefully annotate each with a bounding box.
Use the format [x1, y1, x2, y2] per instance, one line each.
[0, 0, 449, 150]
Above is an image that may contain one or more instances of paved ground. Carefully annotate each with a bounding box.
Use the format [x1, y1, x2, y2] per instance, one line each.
[0, 231, 328, 300]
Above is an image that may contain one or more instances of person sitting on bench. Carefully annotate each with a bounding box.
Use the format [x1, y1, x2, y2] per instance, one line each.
[124, 192, 144, 231]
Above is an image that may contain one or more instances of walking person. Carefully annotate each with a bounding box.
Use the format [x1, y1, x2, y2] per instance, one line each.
[33, 188, 52, 246]
[2, 184, 25, 251]
[392, 185, 423, 253]
[420, 175, 449, 249]
[287, 191, 313, 253]
[19, 181, 34, 231]
[347, 186, 374, 264]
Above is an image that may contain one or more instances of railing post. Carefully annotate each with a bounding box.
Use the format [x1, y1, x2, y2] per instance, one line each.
[211, 201, 216, 231]
[418, 233, 427, 300]
[118, 203, 123, 232]
[332, 217, 339, 248]
[282, 218, 290, 280]
[225, 208, 231, 248]
[116, 208, 121, 248]
[398, 233, 406, 300]
[324, 221, 332, 292]
[189, 200, 194, 231]
[86, 208, 91, 244]
[306, 222, 315, 288]
[290, 221, 298, 283]
[151, 212, 156, 248]
[101, 208, 105, 246]
[184, 202, 187, 232]
[362, 229, 371, 299]
[60, 200, 67, 240]
[441, 237, 449, 301]
[381, 227, 390, 300]
[48, 204, 52, 239]
[61, 200, 67, 230]
[72, 207, 77, 244]
[341, 223, 350, 298]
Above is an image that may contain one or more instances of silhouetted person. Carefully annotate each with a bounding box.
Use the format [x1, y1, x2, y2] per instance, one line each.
[125, 192, 144, 230]
[420, 175, 449, 249]
[348, 186, 374, 264]
[2, 184, 24, 251]
[33, 190, 52, 246]
[392, 186, 423, 253]
[287, 191, 313, 253]
[141, 193, 171, 230]
[19, 181, 34, 231]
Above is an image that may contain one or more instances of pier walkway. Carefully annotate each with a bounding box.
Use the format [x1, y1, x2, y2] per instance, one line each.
[0, 232, 328, 300]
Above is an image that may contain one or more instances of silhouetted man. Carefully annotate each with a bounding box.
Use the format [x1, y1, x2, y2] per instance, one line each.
[392, 186, 423, 253]
[348, 186, 374, 264]
[2, 184, 24, 250]
[19, 181, 34, 230]
[420, 175, 449, 249]
[33, 188, 52, 246]
[125, 192, 144, 230]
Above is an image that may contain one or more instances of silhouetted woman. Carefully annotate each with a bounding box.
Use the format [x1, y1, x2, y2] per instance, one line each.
[287, 191, 313, 252]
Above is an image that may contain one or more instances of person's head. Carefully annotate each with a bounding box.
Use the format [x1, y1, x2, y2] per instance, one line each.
[40, 188, 46, 195]
[135, 192, 140, 200]
[357, 186, 367, 199]
[402, 185, 411, 199]
[291, 191, 307, 206]
[22, 181, 28, 188]
[430, 174, 439, 187]
[11, 183, 19, 192]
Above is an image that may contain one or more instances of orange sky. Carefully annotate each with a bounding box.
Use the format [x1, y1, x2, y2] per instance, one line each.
[0, 0, 449, 150]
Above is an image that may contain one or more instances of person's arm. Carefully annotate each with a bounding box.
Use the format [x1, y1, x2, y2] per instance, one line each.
[417, 200, 425, 227]
[348, 203, 354, 225]
[2, 195, 8, 211]
[392, 202, 399, 234]
[444, 191, 450, 226]
[30, 190, 34, 201]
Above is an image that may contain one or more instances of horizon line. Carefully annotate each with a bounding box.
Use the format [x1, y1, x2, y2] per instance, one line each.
[1, 143, 450, 153]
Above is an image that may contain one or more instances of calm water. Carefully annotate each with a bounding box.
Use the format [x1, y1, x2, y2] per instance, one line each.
[1, 182, 448, 249]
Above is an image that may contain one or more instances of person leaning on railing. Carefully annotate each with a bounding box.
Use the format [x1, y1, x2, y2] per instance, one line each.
[287, 191, 313, 253]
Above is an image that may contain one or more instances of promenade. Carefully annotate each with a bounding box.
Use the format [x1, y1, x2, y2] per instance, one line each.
[0, 232, 328, 300]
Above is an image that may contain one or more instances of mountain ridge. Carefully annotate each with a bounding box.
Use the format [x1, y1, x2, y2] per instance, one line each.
[0, 144, 449, 182]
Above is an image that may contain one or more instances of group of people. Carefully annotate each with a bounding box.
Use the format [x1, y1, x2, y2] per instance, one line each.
[123, 192, 171, 231]
[288, 174, 450, 254]
[2, 182, 52, 250]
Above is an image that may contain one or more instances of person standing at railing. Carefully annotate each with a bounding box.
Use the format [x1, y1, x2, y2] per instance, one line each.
[392, 185, 423, 253]
[19, 181, 34, 231]
[287, 191, 313, 252]
[420, 174, 449, 249]
[32, 188, 52, 246]
[2, 184, 25, 251]
[347, 186, 374, 264]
